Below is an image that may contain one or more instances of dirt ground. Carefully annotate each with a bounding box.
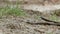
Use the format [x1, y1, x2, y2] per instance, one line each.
[0, 11, 60, 34]
[0, 0, 60, 34]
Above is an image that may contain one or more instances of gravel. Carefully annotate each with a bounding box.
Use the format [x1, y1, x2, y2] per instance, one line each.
[0, 16, 60, 34]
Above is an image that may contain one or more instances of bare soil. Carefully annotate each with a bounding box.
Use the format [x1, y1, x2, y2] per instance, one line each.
[0, 0, 60, 34]
[0, 16, 60, 34]
[0, 11, 60, 34]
